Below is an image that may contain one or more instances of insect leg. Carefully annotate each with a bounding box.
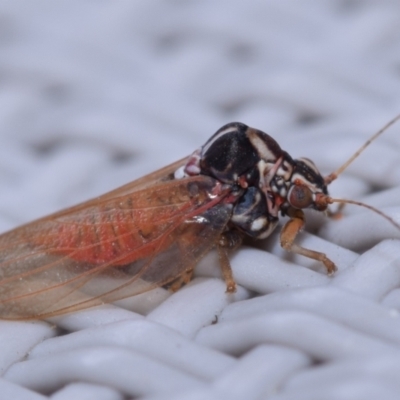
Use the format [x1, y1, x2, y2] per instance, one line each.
[216, 246, 236, 293]
[280, 208, 337, 275]
[167, 269, 195, 292]
[217, 231, 243, 293]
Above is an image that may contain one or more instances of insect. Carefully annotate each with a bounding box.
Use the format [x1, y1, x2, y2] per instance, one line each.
[0, 116, 399, 320]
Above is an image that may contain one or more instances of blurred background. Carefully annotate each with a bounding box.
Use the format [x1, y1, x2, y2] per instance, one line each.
[0, 0, 399, 228]
[2, 2, 400, 398]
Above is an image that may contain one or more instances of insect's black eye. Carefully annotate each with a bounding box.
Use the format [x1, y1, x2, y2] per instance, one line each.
[288, 185, 313, 209]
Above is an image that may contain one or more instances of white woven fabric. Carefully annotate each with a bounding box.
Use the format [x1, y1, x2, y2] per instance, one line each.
[1, 1, 400, 399]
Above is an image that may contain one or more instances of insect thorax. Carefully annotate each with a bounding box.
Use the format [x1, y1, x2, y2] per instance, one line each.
[175, 122, 328, 239]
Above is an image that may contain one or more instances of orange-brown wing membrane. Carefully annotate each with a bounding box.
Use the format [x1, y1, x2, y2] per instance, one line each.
[0, 175, 232, 319]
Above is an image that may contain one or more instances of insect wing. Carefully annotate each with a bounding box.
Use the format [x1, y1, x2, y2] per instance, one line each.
[0, 168, 232, 319]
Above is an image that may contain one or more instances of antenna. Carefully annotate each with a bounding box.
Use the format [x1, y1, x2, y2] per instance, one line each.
[324, 113, 400, 185]
[327, 197, 400, 231]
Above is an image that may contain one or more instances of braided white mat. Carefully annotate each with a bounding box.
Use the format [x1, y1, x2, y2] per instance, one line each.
[1, 1, 400, 399]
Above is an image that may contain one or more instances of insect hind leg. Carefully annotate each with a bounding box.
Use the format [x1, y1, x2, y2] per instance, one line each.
[280, 208, 337, 275]
[164, 268, 194, 292]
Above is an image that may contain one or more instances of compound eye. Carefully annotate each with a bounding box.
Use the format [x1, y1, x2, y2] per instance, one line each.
[288, 185, 313, 209]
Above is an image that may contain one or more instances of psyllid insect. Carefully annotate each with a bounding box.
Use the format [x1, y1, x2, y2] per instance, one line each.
[0, 115, 399, 319]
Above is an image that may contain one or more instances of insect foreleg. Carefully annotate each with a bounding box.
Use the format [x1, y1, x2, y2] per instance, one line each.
[280, 208, 337, 275]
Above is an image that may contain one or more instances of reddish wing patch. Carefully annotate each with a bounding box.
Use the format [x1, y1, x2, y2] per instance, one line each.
[0, 173, 232, 320]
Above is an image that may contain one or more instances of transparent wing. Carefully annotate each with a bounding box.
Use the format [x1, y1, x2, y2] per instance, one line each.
[0, 172, 232, 319]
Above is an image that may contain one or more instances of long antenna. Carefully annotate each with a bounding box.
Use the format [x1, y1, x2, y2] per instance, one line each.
[327, 197, 400, 231]
[324, 113, 400, 185]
